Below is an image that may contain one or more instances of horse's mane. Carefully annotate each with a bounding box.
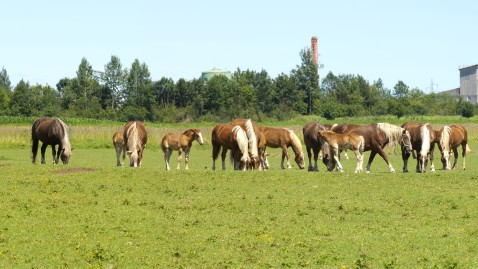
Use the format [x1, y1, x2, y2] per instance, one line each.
[420, 124, 431, 158]
[127, 122, 139, 160]
[243, 119, 258, 158]
[377, 123, 403, 148]
[288, 129, 304, 156]
[440, 125, 451, 152]
[232, 126, 250, 163]
[57, 119, 72, 156]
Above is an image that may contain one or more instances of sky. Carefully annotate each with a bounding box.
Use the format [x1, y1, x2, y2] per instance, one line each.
[2, 0, 477, 93]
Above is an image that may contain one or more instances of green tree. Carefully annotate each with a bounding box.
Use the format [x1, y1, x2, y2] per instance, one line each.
[291, 49, 320, 115]
[102, 55, 126, 110]
[0, 67, 12, 90]
[0, 67, 11, 114]
[124, 59, 152, 108]
[75, 57, 101, 112]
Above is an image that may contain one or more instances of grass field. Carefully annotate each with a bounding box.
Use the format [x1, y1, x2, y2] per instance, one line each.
[0, 119, 477, 268]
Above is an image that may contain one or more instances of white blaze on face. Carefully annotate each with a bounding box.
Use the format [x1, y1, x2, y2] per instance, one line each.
[198, 132, 204, 145]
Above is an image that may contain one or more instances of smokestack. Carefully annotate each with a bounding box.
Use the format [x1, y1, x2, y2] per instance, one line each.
[311, 36, 318, 66]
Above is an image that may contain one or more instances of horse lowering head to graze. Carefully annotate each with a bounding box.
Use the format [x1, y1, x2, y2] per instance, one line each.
[123, 121, 148, 167]
[259, 126, 305, 169]
[438, 124, 470, 170]
[32, 117, 72, 165]
[401, 122, 435, 173]
[113, 131, 126, 166]
[231, 118, 263, 170]
[211, 124, 250, 171]
[161, 128, 204, 170]
[317, 130, 365, 173]
[303, 122, 333, 171]
[331, 123, 412, 173]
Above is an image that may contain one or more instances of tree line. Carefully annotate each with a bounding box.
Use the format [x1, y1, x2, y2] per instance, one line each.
[0, 49, 475, 122]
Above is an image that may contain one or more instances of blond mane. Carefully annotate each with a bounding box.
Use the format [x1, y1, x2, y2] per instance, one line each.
[377, 123, 403, 148]
[243, 119, 258, 158]
[57, 119, 72, 157]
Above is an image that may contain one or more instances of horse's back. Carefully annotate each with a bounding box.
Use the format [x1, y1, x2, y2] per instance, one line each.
[124, 121, 147, 146]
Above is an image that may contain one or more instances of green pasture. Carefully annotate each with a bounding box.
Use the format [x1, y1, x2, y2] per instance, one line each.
[0, 119, 478, 268]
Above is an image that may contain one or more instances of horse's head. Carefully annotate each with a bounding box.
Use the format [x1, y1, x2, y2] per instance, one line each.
[249, 156, 262, 171]
[127, 149, 139, 167]
[60, 148, 72, 164]
[441, 149, 451, 170]
[194, 130, 204, 145]
[401, 130, 413, 154]
[295, 153, 305, 169]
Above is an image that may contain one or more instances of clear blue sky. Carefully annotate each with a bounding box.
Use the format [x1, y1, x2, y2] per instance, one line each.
[2, 0, 477, 93]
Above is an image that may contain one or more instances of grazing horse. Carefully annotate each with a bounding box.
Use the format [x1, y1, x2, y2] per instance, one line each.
[113, 131, 126, 166]
[331, 123, 412, 173]
[318, 130, 365, 173]
[211, 124, 250, 170]
[401, 122, 436, 173]
[161, 129, 205, 170]
[258, 126, 305, 169]
[302, 122, 333, 171]
[231, 118, 263, 170]
[438, 125, 471, 170]
[123, 121, 148, 167]
[32, 117, 72, 165]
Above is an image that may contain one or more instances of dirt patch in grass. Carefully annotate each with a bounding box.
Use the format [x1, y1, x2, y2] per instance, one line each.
[53, 167, 99, 174]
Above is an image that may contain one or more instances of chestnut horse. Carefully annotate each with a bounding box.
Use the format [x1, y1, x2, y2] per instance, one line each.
[123, 121, 148, 167]
[331, 123, 412, 173]
[113, 131, 125, 166]
[401, 122, 435, 173]
[259, 126, 305, 169]
[161, 129, 204, 170]
[211, 124, 250, 170]
[318, 130, 365, 173]
[32, 117, 72, 165]
[438, 125, 471, 170]
[231, 118, 264, 170]
[302, 122, 333, 171]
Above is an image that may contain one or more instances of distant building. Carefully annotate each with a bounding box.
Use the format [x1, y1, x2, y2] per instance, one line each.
[200, 68, 232, 82]
[442, 64, 478, 104]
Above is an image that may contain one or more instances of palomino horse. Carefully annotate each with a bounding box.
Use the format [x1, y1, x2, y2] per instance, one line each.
[258, 126, 305, 169]
[401, 122, 435, 173]
[161, 129, 204, 170]
[211, 124, 250, 170]
[231, 118, 264, 170]
[331, 123, 412, 173]
[123, 121, 148, 167]
[113, 131, 125, 166]
[317, 130, 365, 173]
[32, 117, 72, 165]
[437, 124, 471, 170]
[302, 122, 333, 171]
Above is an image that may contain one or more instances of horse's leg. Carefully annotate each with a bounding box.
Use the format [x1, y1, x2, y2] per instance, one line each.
[221, 148, 227, 170]
[184, 148, 190, 170]
[116, 146, 122, 166]
[452, 147, 459, 170]
[429, 144, 436, 172]
[164, 149, 171, 170]
[177, 148, 183, 170]
[306, 146, 313, 171]
[462, 143, 467, 170]
[365, 150, 379, 173]
[402, 145, 410, 172]
[352, 149, 362, 173]
[281, 145, 291, 169]
[312, 148, 319, 171]
[40, 143, 48, 164]
[32, 138, 39, 164]
[212, 142, 220, 170]
[374, 145, 395, 173]
[415, 151, 421, 173]
[332, 148, 343, 172]
[344, 149, 349, 160]
[51, 145, 58, 164]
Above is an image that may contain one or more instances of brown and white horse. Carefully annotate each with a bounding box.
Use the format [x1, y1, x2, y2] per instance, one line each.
[231, 118, 263, 170]
[302, 122, 333, 171]
[123, 121, 148, 167]
[211, 124, 250, 170]
[32, 117, 72, 165]
[438, 124, 471, 170]
[259, 126, 305, 169]
[113, 131, 125, 166]
[318, 130, 365, 173]
[331, 123, 412, 173]
[161, 129, 204, 170]
[401, 122, 435, 173]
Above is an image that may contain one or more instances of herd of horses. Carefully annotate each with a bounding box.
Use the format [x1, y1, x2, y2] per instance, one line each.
[31, 117, 471, 173]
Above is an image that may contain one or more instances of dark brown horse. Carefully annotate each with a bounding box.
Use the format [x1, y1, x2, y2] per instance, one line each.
[161, 129, 204, 170]
[331, 123, 412, 173]
[401, 122, 436, 173]
[259, 126, 305, 169]
[302, 122, 333, 171]
[32, 117, 72, 165]
[123, 121, 148, 167]
[211, 124, 250, 170]
[437, 124, 471, 170]
[231, 118, 264, 170]
[113, 131, 125, 166]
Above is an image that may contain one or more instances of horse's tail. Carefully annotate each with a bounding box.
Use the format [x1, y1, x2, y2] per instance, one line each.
[466, 144, 472, 153]
[359, 135, 365, 153]
[420, 124, 431, 158]
[233, 126, 250, 164]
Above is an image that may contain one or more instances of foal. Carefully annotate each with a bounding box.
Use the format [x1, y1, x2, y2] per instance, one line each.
[318, 131, 365, 173]
[161, 129, 204, 170]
